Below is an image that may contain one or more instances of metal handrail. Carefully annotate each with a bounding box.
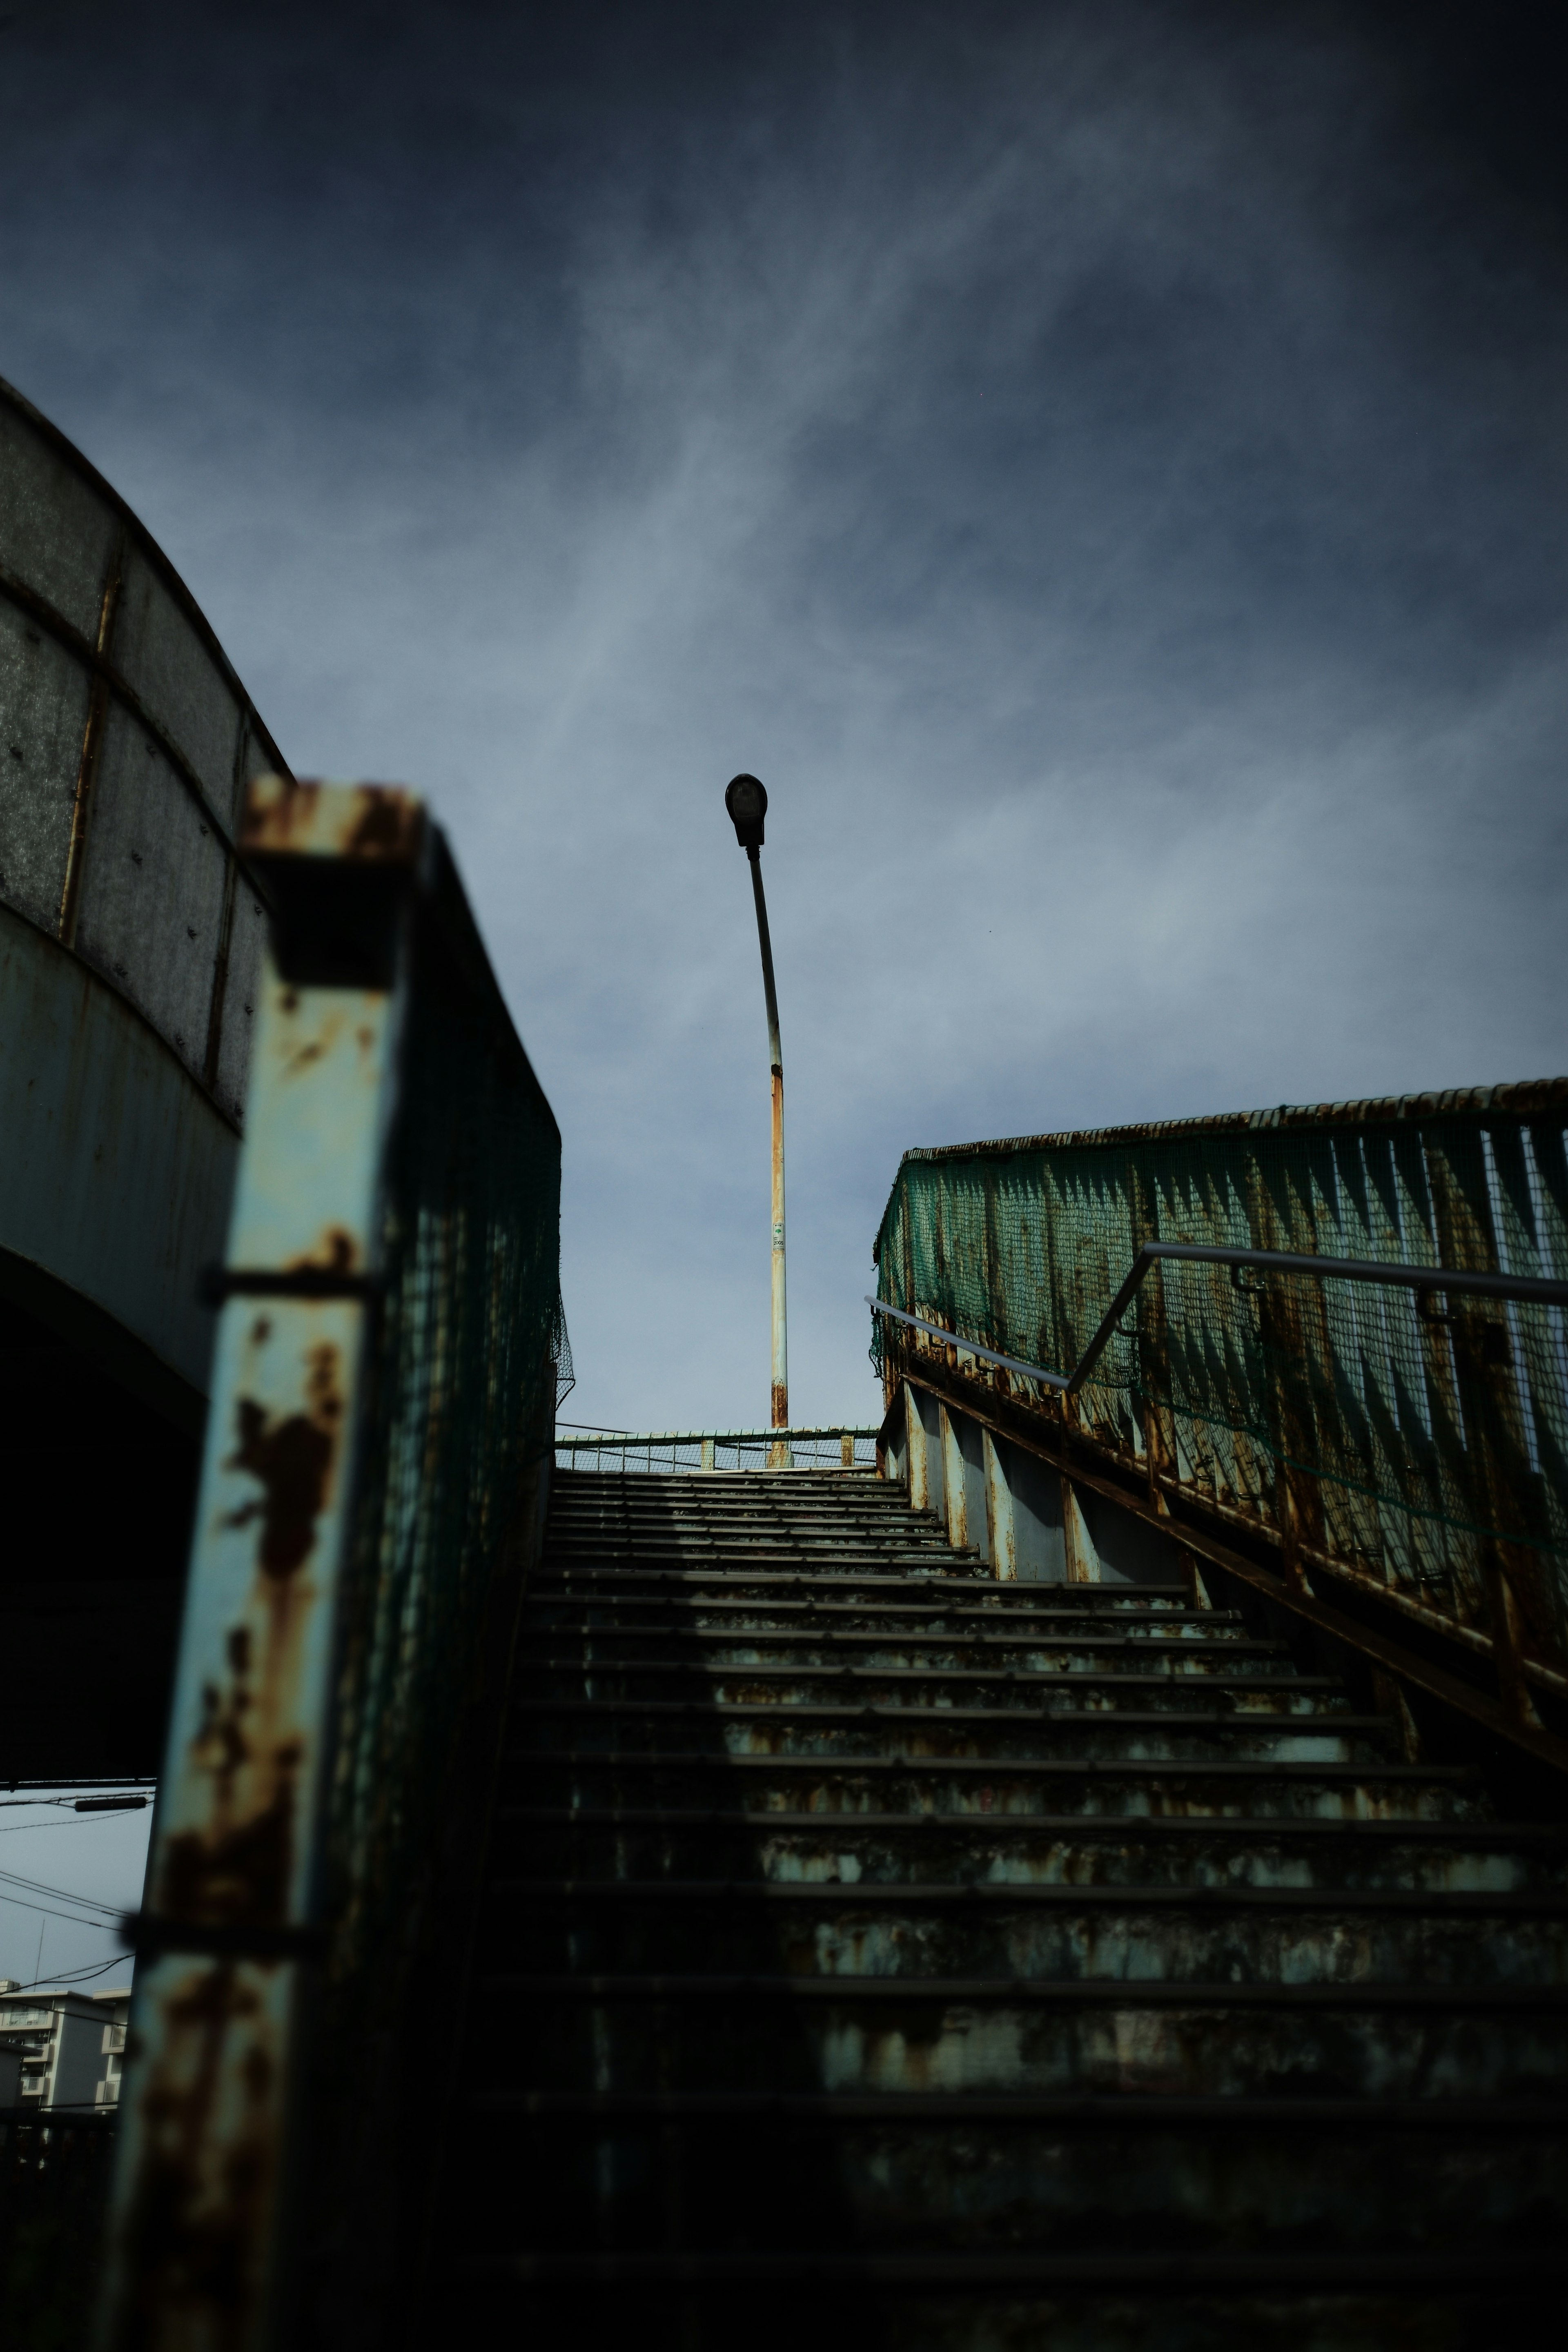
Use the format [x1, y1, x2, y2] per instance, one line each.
[869, 1244, 1568, 1396]
[556, 1423, 878, 1447]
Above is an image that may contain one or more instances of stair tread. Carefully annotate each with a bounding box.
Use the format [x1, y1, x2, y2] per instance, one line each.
[465, 2087, 1568, 2120]
[504, 1745, 1469, 1778]
[449, 2247, 1568, 2283]
[486, 1876, 1568, 1911]
[480, 1970, 1568, 2006]
[497, 1803, 1568, 1841]
[430, 1465, 1568, 2319]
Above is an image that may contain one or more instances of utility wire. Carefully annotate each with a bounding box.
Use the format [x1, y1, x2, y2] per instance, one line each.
[0, 1797, 149, 1810]
[4, 1954, 131, 1993]
[0, 1892, 128, 1931]
[0, 1865, 132, 1913]
[0, 1814, 149, 1835]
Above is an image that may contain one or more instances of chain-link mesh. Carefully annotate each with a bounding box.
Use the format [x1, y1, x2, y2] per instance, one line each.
[549, 1290, 575, 1414]
[873, 1086, 1568, 1663]
[323, 840, 561, 2005]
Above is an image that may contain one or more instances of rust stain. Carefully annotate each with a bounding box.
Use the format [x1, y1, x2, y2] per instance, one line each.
[153, 1343, 345, 1940]
[345, 789, 421, 860]
[110, 1325, 356, 2343]
[222, 1344, 342, 1579]
[284, 1226, 361, 1280]
[241, 774, 424, 863]
[116, 1960, 278, 2352]
[240, 774, 321, 852]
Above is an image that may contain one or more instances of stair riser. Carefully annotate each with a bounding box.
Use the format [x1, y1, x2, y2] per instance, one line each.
[510, 1719, 1396, 1765]
[551, 1512, 927, 1525]
[495, 1822, 1561, 1893]
[536, 1584, 1200, 1607]
[503, 1762, 1482, 1822]
[494, 2003, 1568, 2098]
[543, 1554, 962, 1567]
[546, 1525, 953, 1542]
[528, 1616, 1257, 1646]
[436, 1470, 1568, 2332]
[518, 1655, 1306, 1686]
[479, 1905, 1568, 1985]
[442, 2281, 1564, 2352]
[452, 2120, 1568, 2254]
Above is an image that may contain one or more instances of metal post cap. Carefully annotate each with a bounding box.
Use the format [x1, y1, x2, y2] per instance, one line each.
[725, 773, 767, 848]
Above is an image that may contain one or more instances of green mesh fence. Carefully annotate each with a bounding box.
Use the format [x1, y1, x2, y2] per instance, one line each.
[873, 1085, 1568, 1664]
[322, 840, 561, 2030]
[99, 797, 564, 2348]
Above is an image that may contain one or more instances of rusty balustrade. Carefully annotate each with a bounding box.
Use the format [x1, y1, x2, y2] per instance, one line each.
[556, 1425, 878, 1474]
[871, 1085, 1568, 1768]
[98, 778, 562, 2352]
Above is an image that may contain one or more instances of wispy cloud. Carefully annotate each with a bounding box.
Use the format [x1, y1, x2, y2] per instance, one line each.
[3, 2, 1563, 1428]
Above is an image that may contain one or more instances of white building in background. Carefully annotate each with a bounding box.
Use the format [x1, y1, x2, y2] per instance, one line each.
[0, 1982, 130, 2111]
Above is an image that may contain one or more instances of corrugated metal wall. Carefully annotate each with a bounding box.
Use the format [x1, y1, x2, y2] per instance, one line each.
[0, 376, 290, 1397]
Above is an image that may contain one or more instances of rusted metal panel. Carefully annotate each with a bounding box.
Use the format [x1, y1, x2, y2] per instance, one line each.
[107, 1294, 369, 2345]
[103, 775, 567, 2350]
[873, 1091, 1568, 1744]
[241, 772, 425, 863]
[904, 1385, 943, 1519]
[884, 1079, 1568, 1176]
[940, 1403, 987, 1560]
[1060, 1475, 1095, 1584]
[101, 798, 407, 2352]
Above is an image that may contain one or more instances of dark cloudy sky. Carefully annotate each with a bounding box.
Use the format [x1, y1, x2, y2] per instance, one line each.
[3, 0, 1565, 1446]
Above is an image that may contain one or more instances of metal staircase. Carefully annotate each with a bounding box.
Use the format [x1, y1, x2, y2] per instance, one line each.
[433, 1467, 1568, 2349]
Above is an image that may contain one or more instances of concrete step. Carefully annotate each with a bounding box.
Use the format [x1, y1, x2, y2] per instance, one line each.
[430, 1467, 1568, 2343]
[501, 1748, 1484, 1821]
[507, 1700, 1399, 1764]
[450, 2096, 1568, 2255]
[470, 1969, 1568, 2098]
[516, 1657, 1346, 1698]
[526, 1603, 1244, 1636]
[530, 1570, 1194, 1605]
[541, 1541, 956, 1560]
[492, 1805, 1568, 1893]
[481, 1879, 1568, 1984]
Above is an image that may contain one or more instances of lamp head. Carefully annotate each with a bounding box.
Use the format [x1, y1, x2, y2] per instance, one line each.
[724, 772, 767, 849]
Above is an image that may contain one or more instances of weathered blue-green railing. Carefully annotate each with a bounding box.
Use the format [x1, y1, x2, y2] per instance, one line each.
[873, 1085, 1568, 1744]
[557, 1425, 878, 1473]
[100, 778, 562, 2352]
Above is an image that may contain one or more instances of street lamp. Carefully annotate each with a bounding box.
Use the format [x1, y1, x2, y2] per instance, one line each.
[724, 773, 788, 1456]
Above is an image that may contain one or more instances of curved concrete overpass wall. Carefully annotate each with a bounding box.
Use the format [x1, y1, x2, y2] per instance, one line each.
[0, 378, 288, 1408]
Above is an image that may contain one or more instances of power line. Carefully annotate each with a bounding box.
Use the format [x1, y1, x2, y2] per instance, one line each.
[0, 1865, 132, 1912]
[0, 1814, 149, 1836]
[6, 1954, 131, 1993]
[0, 1891, 127, 1931]
[0, 1793, 152, 1812]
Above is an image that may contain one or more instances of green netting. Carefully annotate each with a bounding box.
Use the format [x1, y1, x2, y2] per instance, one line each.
[324, 840, 561, 1994]
[873, 1089, 1568, 1657]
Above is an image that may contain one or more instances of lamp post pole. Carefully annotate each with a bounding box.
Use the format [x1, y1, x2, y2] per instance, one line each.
[724, 774, 788, 1458]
